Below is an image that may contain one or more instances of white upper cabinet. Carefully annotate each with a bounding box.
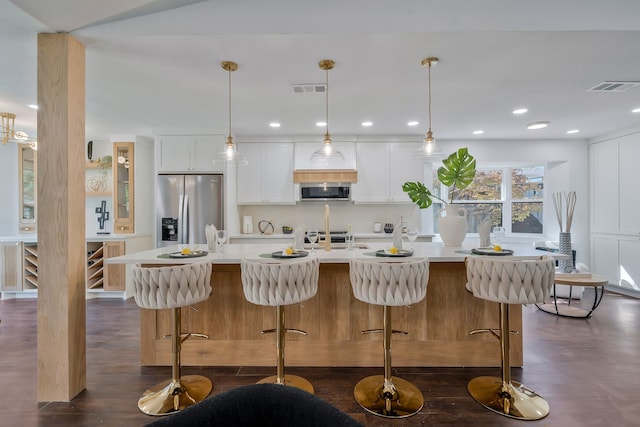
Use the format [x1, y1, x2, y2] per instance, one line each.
[353, 142, 423, 203]
[294, 142, 357, 170]
[237, 142, 295, 204]
[156, 135, 225, 173]
[590, 140, 619, 234]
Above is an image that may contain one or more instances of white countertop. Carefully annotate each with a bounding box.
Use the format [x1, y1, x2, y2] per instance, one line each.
[230, 232, 435, 240]
[105, 241, 562, 265]
[0, 234, 151, 243]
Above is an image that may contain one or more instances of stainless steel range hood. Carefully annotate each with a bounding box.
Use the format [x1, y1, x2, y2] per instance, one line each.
[293, 169, 357, 183]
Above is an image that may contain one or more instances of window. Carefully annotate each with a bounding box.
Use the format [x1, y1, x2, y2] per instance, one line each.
[432, 165, 544, 235]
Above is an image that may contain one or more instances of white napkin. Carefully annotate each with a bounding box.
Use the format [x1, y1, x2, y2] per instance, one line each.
[393, 222, 403, 250]
[478, 218, 491, 247]
[205, 224, 217, 252]
[294, 226, 305, 250]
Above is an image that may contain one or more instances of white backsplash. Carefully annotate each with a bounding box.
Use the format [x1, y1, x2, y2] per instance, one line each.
[238, 204, 421, 234]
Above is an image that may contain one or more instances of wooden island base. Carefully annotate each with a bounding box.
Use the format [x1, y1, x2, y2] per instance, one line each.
[140, 262, 522, 367]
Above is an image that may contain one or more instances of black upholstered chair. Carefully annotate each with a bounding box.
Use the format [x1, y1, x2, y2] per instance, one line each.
[145, 383, 363, 427]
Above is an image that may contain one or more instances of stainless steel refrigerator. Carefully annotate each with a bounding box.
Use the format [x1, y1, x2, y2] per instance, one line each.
[156, 174, 224, 247]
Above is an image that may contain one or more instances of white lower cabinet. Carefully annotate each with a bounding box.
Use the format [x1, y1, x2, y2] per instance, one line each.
[0, 241, 23, 292]
[353, 142, 423, 203]
[237, 142, 295, 204]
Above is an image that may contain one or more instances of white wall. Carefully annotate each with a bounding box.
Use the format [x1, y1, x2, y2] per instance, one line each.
[0, 143, 19, 236]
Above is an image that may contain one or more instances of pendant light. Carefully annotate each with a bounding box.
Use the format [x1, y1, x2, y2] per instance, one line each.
[413, 57, 444, 158]
[213, 61, 248, 165]
[1, 112, 37, 149]
[310, 59, 344, 165]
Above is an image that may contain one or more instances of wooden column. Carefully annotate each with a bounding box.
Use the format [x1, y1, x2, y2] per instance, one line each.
[36, 33, 86, 402]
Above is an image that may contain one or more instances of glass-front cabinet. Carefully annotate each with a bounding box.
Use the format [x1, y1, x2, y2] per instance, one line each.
[113, 142, 134, 233]
[18, 146, 37, 233]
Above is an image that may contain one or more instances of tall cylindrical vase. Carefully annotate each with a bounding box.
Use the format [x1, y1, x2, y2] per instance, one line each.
[558, 232, 573, 273]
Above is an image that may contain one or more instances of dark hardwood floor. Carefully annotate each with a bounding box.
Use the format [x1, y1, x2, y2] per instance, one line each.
[1, 289, 639, 427]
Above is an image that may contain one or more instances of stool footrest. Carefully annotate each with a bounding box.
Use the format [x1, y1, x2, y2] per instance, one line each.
[361, 328, 408, 336]
[261, 328, 308, 335]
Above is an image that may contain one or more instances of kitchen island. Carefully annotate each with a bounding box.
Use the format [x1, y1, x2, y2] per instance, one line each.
[107, 242, 557, 368]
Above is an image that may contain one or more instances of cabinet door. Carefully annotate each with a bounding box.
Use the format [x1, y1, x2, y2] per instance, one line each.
[157, 136, 191, 172]
[192, 135, 225, 172]
[0, 242, 22, 291]
[18, 146, 37, 234]
[264, 143, 294, 203]
[113, 142, 135, 233]
[590, 234, 617, 287]
[354, 143, 390, 202]
[388, 143, 423, 202]
[590, 141, 618, 233]
[103, 241, 126, 292]
[618, 236, 640, 291]
[619, 134, 640, 234]
[236, 143, 265, 203]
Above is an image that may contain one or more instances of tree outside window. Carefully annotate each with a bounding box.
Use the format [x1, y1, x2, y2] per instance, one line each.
[432, 165, 544, 235]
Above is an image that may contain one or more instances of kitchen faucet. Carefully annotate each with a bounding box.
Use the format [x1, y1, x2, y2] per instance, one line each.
[323, 204, 331, 251]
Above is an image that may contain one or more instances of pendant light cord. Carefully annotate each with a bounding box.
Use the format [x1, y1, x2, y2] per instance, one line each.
[427, 61, 432, 133]
[325, 67, 330, 139]
[227, 68, 232, 139]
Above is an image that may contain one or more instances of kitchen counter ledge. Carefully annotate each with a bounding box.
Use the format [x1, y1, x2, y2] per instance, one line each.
[107, 242, 562, 368]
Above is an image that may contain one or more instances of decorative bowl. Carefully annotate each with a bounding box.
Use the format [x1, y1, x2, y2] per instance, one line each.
[282, 226, 293, 234]
[384, 223, 394, 233]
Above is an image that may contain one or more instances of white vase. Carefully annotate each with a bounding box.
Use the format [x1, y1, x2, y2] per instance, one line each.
[438, 205, 468, 246]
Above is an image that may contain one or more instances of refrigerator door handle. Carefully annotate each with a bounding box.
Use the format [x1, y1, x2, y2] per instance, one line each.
[182, 194, 189, 243]
[177, 194, 185, 244]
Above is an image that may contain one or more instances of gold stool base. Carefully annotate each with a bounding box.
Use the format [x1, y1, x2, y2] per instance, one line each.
[138, 375, 213, 416]
[256, 375, 314, 394]
[467, 376, 549, 420]
[354, 375, 424, 418]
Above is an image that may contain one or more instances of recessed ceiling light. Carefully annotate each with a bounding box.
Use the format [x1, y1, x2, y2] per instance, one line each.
[527, 121, 549, 130]
[361, 121, 373, 127]
[28, 104, 38, 110]
[566, 129, 579, 134]
[632, 107, 640, 113]
[269, 122, 281, 128]
[513, 108, 528, 115]
[472, 130, 484, 135]
[407, 121, 419, 126]
[315, 121, 326, 127]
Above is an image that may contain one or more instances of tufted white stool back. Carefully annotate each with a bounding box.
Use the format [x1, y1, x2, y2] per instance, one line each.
[132, 262, 212, 310]
[466, 256, 555, 305]
[349, 258, 429, 307]
[241, 257, 319, 306]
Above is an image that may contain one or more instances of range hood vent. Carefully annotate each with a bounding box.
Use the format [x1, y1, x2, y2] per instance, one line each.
[293, 169, 357, 183]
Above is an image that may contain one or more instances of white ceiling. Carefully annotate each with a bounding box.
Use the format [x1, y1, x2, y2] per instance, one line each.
[2, 0, 640, 144]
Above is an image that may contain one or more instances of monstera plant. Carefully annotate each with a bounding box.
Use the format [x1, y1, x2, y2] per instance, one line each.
[402, 147, 476, 208]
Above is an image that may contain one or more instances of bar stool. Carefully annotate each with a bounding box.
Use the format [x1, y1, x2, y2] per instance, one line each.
[349, 258, 430, 418]
[241, 257, 319, 393]
[132, 262, 213, 416]
[465, 256, 555, 420]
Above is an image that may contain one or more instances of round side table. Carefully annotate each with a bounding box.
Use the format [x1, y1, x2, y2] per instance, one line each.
[536, 273, 608, 318]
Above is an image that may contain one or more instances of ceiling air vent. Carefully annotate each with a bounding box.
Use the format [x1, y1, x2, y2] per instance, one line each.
[292, 84, 326, 94]
[588, 81, 640, 92]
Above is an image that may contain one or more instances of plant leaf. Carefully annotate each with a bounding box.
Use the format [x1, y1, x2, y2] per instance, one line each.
[402, 181, 437, 209]
[437, 147, 476, 202]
